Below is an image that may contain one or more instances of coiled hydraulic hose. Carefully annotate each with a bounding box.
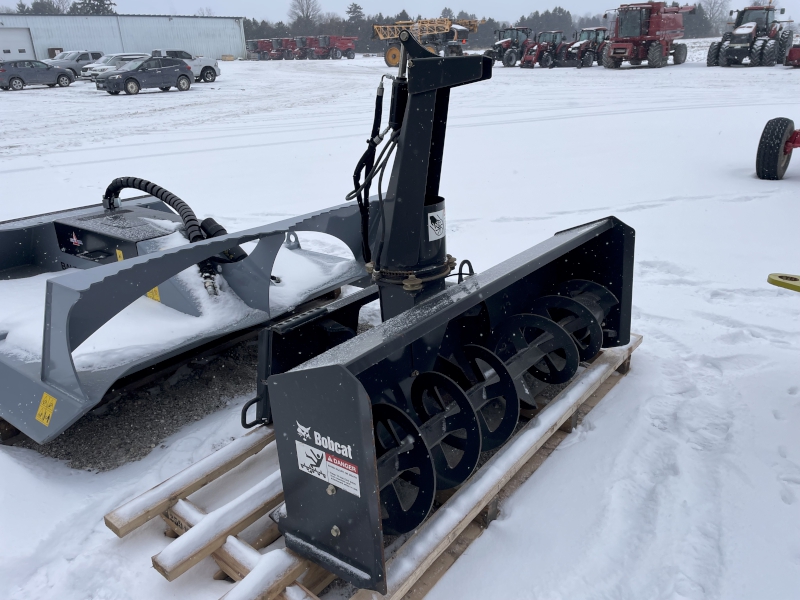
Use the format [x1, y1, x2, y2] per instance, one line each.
[103, 177, 204, 243]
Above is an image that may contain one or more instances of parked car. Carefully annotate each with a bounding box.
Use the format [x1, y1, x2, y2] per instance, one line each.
[43, 51, 104, 78]
[151, 49, 220, 82]
[0, 60, 74, 91]
[95, 57, 192, 95]
[81, 53, 149, 80]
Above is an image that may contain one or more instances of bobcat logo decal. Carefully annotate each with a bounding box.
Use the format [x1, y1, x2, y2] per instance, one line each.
[296, 421, 311, 441]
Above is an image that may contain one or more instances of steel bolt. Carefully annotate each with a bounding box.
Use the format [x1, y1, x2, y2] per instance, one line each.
[326, 484, 336, 495]
[331, 525, 341, 537]
[411, 370, 419, 377]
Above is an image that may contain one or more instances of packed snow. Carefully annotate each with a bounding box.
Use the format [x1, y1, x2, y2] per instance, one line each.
[1, 50, 799, 600]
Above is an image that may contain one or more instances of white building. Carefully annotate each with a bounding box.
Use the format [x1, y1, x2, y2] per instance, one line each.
[0, 14, 246, 61]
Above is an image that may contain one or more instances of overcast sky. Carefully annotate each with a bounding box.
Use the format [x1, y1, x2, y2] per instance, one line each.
[116, 0, 798, 27]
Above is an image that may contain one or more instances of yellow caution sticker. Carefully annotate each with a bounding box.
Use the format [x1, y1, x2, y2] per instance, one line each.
[35, 392, 57, 427]
[147, 287, 161, 302]
[115, 249, 124, 261]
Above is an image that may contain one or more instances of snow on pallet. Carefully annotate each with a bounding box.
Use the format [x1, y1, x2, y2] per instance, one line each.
[105, 334, 641, 600]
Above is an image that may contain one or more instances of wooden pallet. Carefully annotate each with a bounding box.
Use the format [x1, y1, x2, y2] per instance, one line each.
[105, 334, 642, 600]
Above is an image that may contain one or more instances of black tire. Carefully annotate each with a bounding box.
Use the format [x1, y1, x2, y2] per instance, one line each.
[106, 90, 120, 95]
[756, 117, 795, 180]
[673, 43, 687, 65]
[57, 74, 71, 87]
[177, 75, 191, 91]
[762, 40, 777, 67]
[602, 48, 620, 69]
[719, 41, 732, 66]
[346, 49, 355, 59]
[201, 68, 216, 82]
[581, 51, 594, 67]
[483, 49, 497, 66]
[779, 29, 794, 58]
[540, 53, 554, 68]
[124, 79, 139, 95]
[9, 77, 23, 91]
[502, 49, 517, 67]
[707, 41, 721, 66]
[647, 41, 663, 67]
[556, 46, 567, 67]
[750, 40, 764, 66]
[333, 48, 342, 59]
[159, 86, 171, 91]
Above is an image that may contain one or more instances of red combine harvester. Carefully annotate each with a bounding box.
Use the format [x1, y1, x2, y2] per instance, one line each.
[707, 5, 793, 67]
[787, 43, 800, 66]
[602, 2, 694, 68]
[308, 35, 358, 59]
[293, 36, 315, 59]
[565, 27, 609, 67]
[246, 39, 275, 60]
[520, 31, 569, 68]
[484, 27, 533, 67]
[756, 117, 800, 179]
[270, 38, 298, 60]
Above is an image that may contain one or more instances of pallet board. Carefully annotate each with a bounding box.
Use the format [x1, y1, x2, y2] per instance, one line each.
[105, 334, 641, 600]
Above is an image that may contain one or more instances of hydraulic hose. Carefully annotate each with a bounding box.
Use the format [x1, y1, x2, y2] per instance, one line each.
[103, 177, 204, 243]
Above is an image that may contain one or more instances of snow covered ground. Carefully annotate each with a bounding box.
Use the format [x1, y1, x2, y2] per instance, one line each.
[2, 51, 799, 600]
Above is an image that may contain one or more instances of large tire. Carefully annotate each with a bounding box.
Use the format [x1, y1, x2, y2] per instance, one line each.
[346, 49, 355, 59]
[124, 78, 140, 95]
[707, 41, 721, 66]
[201, 67, 216, 82]
[483, 49, 497, 66]
[540, 53, 554, 68]
[779, 29, 794, 58]
[502, 49, 517, 67]
[756, 117, 795, 180]
[333, 48, 343, 59]
[647, 41, 663, 67]
[719, 41, 732, 66]
[385, 45, 401, 67]
[602, 48, 621, 69]
[673, 43, 687, 65]
[581, 51, 594, 67]
[762, 40, 777, 67]
[750, 39, 764, 66]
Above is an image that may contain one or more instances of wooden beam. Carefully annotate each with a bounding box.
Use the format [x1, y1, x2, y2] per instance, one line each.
[222, 548, 309, 600]
[152, 471, 284, 581]
[352, 334, 641, 600]
[105, 426, 275, 537]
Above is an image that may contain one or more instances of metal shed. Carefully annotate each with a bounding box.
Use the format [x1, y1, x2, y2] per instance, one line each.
[0, 14, 246, 61]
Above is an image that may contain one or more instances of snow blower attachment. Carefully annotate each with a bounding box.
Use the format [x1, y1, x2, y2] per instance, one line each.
[266, 32, 635, 593]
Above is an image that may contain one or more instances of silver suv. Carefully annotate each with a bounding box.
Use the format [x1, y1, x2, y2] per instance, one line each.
[81, 53, 149, 80]
[44, 51, 103, 77]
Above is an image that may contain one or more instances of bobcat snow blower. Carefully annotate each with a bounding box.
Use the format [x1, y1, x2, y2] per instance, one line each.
[4, 31, 634, 592]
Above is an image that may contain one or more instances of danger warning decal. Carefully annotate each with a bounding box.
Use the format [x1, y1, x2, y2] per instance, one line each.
[296, 440, 361, 497]
[427, 209, 446, 241]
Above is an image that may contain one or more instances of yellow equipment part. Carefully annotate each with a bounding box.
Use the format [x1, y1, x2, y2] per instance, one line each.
[384, 46, 401, 67]
[768, 273, 800, 293]
[424, 43, 439, 55]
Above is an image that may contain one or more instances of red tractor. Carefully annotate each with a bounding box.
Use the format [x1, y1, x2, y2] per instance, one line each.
[602, 2, 694, 69]
[707, 5, 794, 67]
[564, 27, 609, 68]
[308, 35, 358, 60]
[270, 38, 298, 60]
[787, 43, 800, 66]
[483, 27, 534, 67]
[756, 117, 800, 179]
[520, 31, 570, 69]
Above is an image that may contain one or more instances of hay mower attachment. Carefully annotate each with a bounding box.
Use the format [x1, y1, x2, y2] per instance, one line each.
[265, 32, 635, 593]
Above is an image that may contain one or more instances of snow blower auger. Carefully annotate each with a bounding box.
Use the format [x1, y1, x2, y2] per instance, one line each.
[0, 178, 380, 444]
[263, 31, 636, 593]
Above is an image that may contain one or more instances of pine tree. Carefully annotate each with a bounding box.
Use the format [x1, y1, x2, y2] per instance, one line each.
[68, 0, 115, 15]
[345, 2, 364, 22]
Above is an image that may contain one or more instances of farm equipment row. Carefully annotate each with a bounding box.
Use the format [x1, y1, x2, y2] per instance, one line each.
[707, 5, 794, 67]
[247, 35, 358, 60]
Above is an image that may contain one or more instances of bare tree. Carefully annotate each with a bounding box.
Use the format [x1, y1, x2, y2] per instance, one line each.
[195, 7, 214, 16]
[288, 0, 321, 24]
[53, 0, 69, 10]
[703, 0, 732, 34]
[0, 4, 16, 11]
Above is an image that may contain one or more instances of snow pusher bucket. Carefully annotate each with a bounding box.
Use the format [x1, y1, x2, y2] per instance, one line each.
[268, 32, 635, 593]
[0, 181, 379, 443]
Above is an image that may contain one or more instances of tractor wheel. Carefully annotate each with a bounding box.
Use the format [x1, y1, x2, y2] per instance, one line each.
[346, 49, 355, 59]
[750, 40, 765, 66]
[718, 41, 732, 66]
[762, 40, 777, 67]
[706, 41, 721, 66]
[581, 51, 594, 68]
[647, 42, 663, 67]
[673, 43, 687, 65]
[602, 48, 620, 69]
[502, 49, 518, 67]
[556, 46, 567, 67]
[540, 53, 554, 68]
[384, 45, 401, 68]
[779, 29, 794, 58]
[756, 117, 795, 180]
[483, 49, 496, 66]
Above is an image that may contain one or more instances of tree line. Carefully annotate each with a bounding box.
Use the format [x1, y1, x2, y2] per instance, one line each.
[2, 0, 116, 14]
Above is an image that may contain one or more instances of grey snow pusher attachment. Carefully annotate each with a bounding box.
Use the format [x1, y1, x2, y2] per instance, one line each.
[266, 32, 636, 593]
